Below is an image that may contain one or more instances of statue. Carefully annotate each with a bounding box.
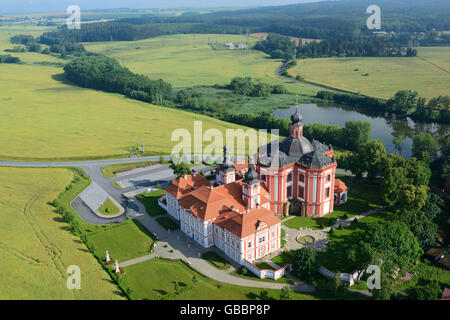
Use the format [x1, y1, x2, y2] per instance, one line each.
[105, 250, 111, 263]
[114, 260, 120, 274]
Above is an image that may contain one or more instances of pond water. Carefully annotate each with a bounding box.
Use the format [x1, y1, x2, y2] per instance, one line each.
[273, 104, 449, 158]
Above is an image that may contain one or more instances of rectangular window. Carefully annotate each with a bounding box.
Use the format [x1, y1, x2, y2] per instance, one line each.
[248, 241, 252, 248]
[287, 186, 292, 198]
[327, 174, 331, 181]
[325, 187, 330, 198]
[298, 186, 304, 198]
[287, 173, 293, 182]
[299, 174, 305, 182]
[271, 231, 275, 238]
[259, 236, 265, 243]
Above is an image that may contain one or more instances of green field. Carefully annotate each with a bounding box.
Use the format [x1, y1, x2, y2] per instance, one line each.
[0, 167, 122, 299]
[124, 258, 316, 300]
[84, 33, 318, 95]
[0, 62, 256, 161]
[88, 220, 155, 261]
[0, 25, 62, 64]
[283, 178, 383, 230]
[136, 190, 167, 217]
[289, 47, 450, 99]
[201, 251, 231, 270]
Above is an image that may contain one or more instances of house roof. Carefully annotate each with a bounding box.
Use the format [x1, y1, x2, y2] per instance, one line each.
[166, 173, 210, 198]
[334, 179, 348, 193]
[441, 288, 450, 300]
[214, 206, 281, 238]
[178, 180, 270, 222]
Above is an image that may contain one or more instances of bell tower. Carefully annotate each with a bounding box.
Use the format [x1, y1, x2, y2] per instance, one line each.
[242, 156, 260, 209]
[290, 95, 303, 139]
[216, 145, 235, 185]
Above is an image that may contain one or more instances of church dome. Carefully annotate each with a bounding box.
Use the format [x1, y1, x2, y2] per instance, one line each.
[290, 109, 302, 123]
[279, 136, 314, 157]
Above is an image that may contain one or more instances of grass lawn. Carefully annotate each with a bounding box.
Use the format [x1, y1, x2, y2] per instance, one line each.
[136, 189, 166, 217]
[156, 217, 180, 231]
[85, 33, 319, 95]
[124, 258, 316, 300]
[101, 161, 162, 178]
[201, 251, 231, 270]
[256, 262, 276, 270]
[289, 46, 450, 99]
[0, 167, 122, 299]
[98, 198, 120, 215]
[271, 250, 296, 267]
[317, 210, 390, 273]
[88, 219, 155, 262]
[283, 177, 383, 230]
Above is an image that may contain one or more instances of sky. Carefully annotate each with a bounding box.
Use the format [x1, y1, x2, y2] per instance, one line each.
[0, 0, 323, 15]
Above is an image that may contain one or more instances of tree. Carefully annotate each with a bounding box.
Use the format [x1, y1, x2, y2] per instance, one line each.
[343, 121, 371, 151]
[360, 140, 387, 181]
[412, 133, 438, 161]
[293, 247, 317, 281]
[280, 286, 294, 300]
[408, 279, 442, 300]
[362, 221, 422, 270]
[408, 193, 441, 247]
[346, 241, 374, 283]
[170, 161, 191, 178]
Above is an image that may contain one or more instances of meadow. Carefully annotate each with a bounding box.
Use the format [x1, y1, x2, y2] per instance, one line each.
[0, 63, 257, 160]
[124, 258, 322, 300]
[84, 33, 319, 95]
[0, 167, 123, 299]
[289, 46, 450, 99]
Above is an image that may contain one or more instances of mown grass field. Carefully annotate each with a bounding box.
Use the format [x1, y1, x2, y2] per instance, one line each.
[289, 46, 450, 99]
[124, 258, 320, 300]
[0, 62, 257, 160]
[283, 177, 383, 230]
[84, 33, 319, 95]
[88, 220, 155, 261]
[0, 167, 123, 299]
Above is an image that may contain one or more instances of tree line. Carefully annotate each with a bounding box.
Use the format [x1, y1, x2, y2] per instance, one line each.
[254, 33, 417, 60]
[0, 54, 21, 64]
[63, 54, 172, 105]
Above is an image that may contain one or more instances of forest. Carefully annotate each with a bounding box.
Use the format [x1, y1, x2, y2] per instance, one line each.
[34, 0, 450, 46]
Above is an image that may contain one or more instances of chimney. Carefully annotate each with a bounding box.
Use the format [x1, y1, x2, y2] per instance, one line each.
[183, 174, 187, 180]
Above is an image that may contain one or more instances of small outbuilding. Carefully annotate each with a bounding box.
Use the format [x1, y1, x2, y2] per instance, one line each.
[334, 179, 348, 205]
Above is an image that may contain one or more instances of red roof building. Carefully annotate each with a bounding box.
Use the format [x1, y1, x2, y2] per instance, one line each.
[163, 157, 281, 264]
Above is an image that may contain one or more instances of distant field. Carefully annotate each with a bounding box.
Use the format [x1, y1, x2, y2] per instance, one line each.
[0, 167, 122, 299]
[84, 34, 318, 95]
[0, 63, 257, 160]
[289, 47, 450, 99]
[0, 25, 62, 64]
[123, 258, 318, 300]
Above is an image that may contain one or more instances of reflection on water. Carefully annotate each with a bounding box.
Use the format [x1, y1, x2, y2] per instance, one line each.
[273, 104, 449, 158]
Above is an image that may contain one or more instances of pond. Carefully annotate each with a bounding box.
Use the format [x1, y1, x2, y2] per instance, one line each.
[273, 104, 449, 158]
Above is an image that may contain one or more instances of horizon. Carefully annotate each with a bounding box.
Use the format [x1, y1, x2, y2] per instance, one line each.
[0, 0, 324, 15]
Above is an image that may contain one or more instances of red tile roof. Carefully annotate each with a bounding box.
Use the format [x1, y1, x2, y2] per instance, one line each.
[334, 179, 348, 193]
[166, 173, 210, 198]
[170, 173, 279, 238]
[214, 206, 281, 238]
